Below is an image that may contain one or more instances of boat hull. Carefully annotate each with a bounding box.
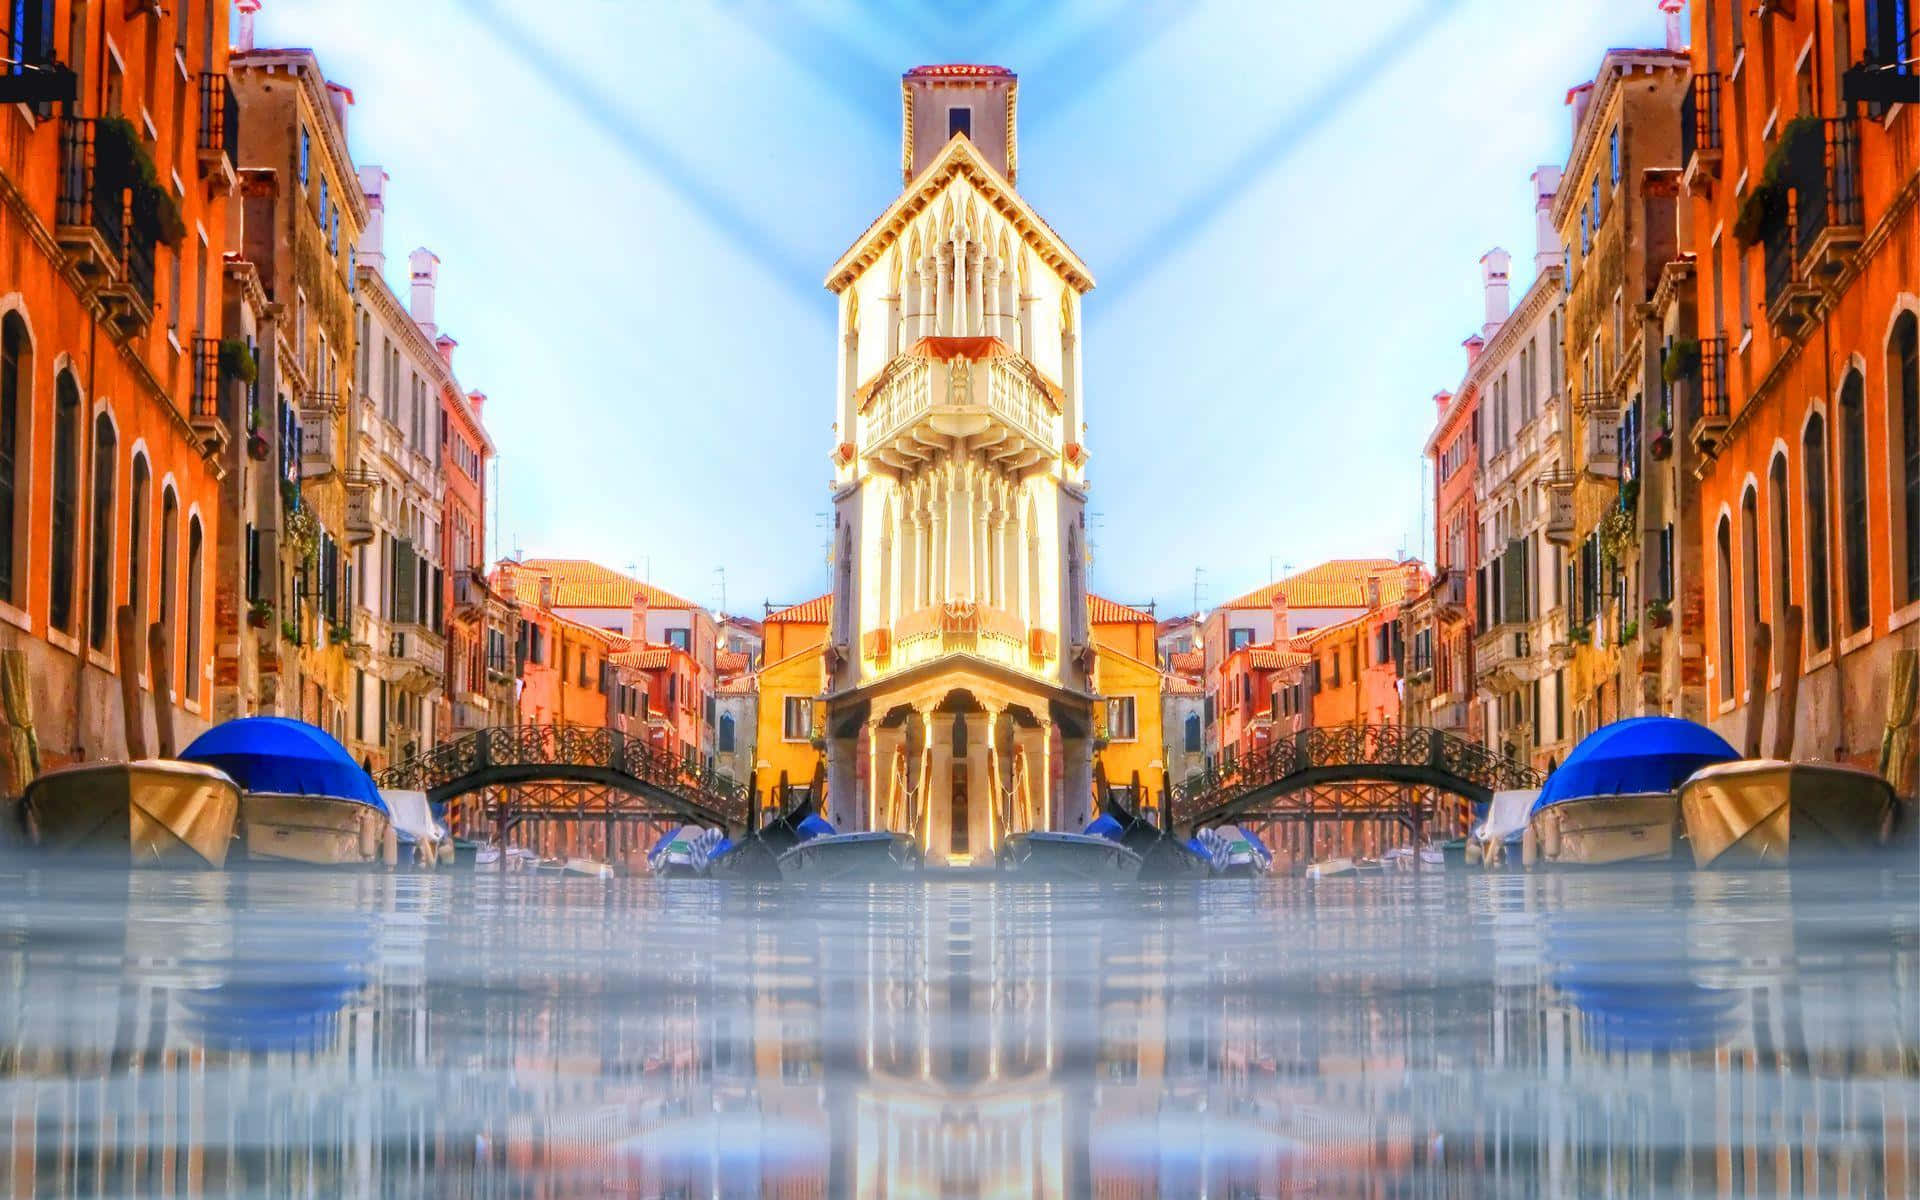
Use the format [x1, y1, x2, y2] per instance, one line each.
[1528, 792, 1681, 867]
[777, 832, 922, 881]
[1679, 759, 1896, 868]
[998, 832, 1144, 881]
[24, 760, 240, 868]
[239, 793, 392, 867]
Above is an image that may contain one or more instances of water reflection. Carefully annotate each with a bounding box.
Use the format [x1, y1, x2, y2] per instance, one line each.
[0, 868, 1914, 1197]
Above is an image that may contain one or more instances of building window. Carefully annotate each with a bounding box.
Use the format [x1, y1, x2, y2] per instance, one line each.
[1184, 712, 1201, 753]
[86, 413, 116, 652]
[1804, 414, 1832, 650]
[947, 106, 971, 139]
[127, 455, 149, 627]
[49, 374, 80, 633]
[1768, 453, 1791, 631]
[666, 627, 690, 651]
[1717, 515, 1735, 702]
[718, 712, 735, 752]
[0, 313, 25, 605]
[185, 516, 203, 701]
[1228, 627, 1254, 651]
[1840, 371, 1871, 635]
[1741, 485, 1761, 665]
[783, 696, 811, 742]
[1106, 696, 1137, 742]
[299, 126, 310, 184]
[160, 488, 178, 652]
[1895, 314, 1920, 606]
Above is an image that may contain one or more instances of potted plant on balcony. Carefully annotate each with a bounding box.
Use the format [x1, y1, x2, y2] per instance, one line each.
[218, 338, 257, 384]
[1566, 621, 1590, 647]
[97, 115, 186, 246]
[1645, 598, 1672, 630]
[247, 599, 273, 630]
[280, 618, 301, 647]
[1598, 506, 1635, 568]
[1649, 418, 1674, 461]
[329, 619, 353, 645]
[1618, 619, 1640, 646]
[246, 430, 270, 461]
[284, 505, 321, 563]
[1661, 338, 1701, 385]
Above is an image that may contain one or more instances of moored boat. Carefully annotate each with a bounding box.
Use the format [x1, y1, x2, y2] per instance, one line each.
[647, 825, 725, 877]
[183, 716, 396, 869]
[1305, 857, 1356, 879]
[997, 831, 1144, 880]
[777, 831, 922, 880]
[22, 759, 240, 868]
[563, 857, 615, 879]
[236, 792, 393, 867]
[1679, 758, 1897, 868]
[1526, 717, 1739, 868]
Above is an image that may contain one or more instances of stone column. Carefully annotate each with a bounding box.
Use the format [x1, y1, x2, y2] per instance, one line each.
[926, 706, 951, 861]
[826, 733, 859, 828]
[934, 249, 953, 338]
[1059, 733, 1093, 831]
[864, 717, 885, 832]
[1036, 718, 1054, 832]
[1060, 327, 1080, 450]
[952, 464, 971, 604]
[915, 704, 937, 848]
[1018, 292, 1037, 358]
[966, 242, 984, 336]
[918, 257, 937, 342]
[885, 290, 902, 358]
[949, 230, 968, 337]
[981, 701, 1004, 855]
[982, 255, 1002, 336]
[928, 498, 946, 607]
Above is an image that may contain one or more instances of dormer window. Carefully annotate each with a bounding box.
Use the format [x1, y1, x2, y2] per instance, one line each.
[948, 106, 972, 139]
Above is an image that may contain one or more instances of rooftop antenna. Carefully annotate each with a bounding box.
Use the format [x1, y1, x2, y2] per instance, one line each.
[1192, 567, 1206, 617]
[714, 566, 727, 616]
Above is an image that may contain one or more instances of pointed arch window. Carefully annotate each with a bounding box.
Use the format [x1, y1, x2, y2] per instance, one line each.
[49, 373, 80, 633]
[1803, 414, 1832, 651]
[1894, 313, 1920, 606]
[160, 487, 179, 653]
[0, 313, 26, 605]
[1184, 711, 1201, 753]
[1768, 453, 1792, 634]
[1741, 485, 1761, 664]
[1840, 371, 1871, 635]
[185, 515, 204, 701]
[128, 455, 150, 626]
[86, 413, 117, 651]
[1717, 514, 1735, 701]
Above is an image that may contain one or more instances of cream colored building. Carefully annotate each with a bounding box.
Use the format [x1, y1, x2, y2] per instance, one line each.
[820, 65, 1097, 864]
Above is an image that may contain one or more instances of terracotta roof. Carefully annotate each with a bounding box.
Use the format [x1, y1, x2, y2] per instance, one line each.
[611, 647, 672, 670]
[511, 559, 699, 611]
[1248, 648, 1312, 670]
[715, 650, 751, 674]
[1224, 559, 1417, 611]
[1300, 612, 1371, 648]
[1166, 649, 1204, 675]
[1165, 674, 1203, 695]
[766, 595, 832, 624]
[1089, 595, 1154, 624]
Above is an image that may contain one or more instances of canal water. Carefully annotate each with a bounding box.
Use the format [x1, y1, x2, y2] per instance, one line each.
[0, 866, 1915, 1198]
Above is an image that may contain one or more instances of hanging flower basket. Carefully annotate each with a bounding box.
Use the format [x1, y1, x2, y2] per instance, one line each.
[1661, 338, 1701, 384]
[1646, 599, 1673, 629]
[284, 506, 321, 562]
[219, 338, 257, 384]
[247, 599, 273, 629]
[1733, 185, 1779, 246]
[1649, 428, 1673, 461]
[1598, 507, 1635, 566]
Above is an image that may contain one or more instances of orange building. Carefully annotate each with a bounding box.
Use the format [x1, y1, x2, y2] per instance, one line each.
[754, 596, 832, 816]
[1684, 0, 1920, 766]
[1425, 378, 1482, 739]
[444, 388, 501, 735]
[0, 1, 237, 769]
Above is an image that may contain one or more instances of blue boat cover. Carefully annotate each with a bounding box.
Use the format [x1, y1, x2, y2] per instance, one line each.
[1082, 814, 1126, 842]
[1186, 836, 1214, 863]
[795, 814, 836, 841]
[1534, 716, 1738, 813]
[181, 716, 385, 809]
[1237, 825, 1271, 860]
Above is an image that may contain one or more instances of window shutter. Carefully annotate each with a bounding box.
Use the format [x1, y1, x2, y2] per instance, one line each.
[393, 539, 417, 625]
[1503, 539, 1527, 626]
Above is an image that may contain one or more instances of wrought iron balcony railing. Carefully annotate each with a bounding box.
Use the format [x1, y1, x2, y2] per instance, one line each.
[1682, 74, 1722, 172]
[197, 72, 239, 163]
[1792, 117, 1862, 264]
[56, 118, 130, 262]
[190, 336, 220, 420]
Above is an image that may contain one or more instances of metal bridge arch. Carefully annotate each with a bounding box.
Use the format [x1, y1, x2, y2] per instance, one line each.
[376, 724, 751, 833]
[1169, 723, 1541, 835]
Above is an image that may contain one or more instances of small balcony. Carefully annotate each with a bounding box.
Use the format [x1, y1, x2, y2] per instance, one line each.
[1582, 410, 1620, 479]
[1434, 569, 1467, 620]
[55, 118, 128, 276]
[187, 337, 228, 454]
[1681, 73, 1723, 191]
[860, 348, 1058, 474]
[1792, 117, 1863, 278]
[1475, 624, 1532, 692]
[1574, 389, 1615, 417]
[1545, 472, 1576, 545]
[388, 624, 447, 692]
[1687, 337, 1730, 458]
[452, 568, 489, 620]
[888, 603, 1034, 675]
[196, 72, 239, 193]
[300, 409, 337, 478]
[342, 468, 377, 544]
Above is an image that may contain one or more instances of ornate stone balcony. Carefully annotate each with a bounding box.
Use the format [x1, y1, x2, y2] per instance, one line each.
[859, 339, 1058, 473]
[875, 602, 1052, 676]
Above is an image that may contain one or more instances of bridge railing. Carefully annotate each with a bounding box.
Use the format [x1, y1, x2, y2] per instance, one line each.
[376, 723, 751, 829]
[1168, 723, 1542, 830]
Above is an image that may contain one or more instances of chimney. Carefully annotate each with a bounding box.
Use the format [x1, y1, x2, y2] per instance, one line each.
[435, 333, 457, 368]
[630, 590, 651, 640]
[1568, 83, 1594, 143]
[237, 0, 260, 51]
[409, 248, 440, 337]
[357, 166, 388, 271]
[1463, 334, 1486, 368]
[1532, 166, 1564, 272]
[1660, 0, 1686, 52]
[1269, 587, 1290, 646]
[325, 82, 353, 142]
[538, 575, 554, 611]
[1433, 389, 1453, 415]
[467, 390, 486, 421]
[1481, 248, 1511, 335]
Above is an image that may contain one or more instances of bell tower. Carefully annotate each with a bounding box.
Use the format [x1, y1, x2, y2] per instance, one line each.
[820, 65, 1097, 859]
[901, 65, 1018, 184]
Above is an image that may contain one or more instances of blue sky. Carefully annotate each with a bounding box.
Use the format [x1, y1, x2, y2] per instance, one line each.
[254, 0, 1671, 617]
